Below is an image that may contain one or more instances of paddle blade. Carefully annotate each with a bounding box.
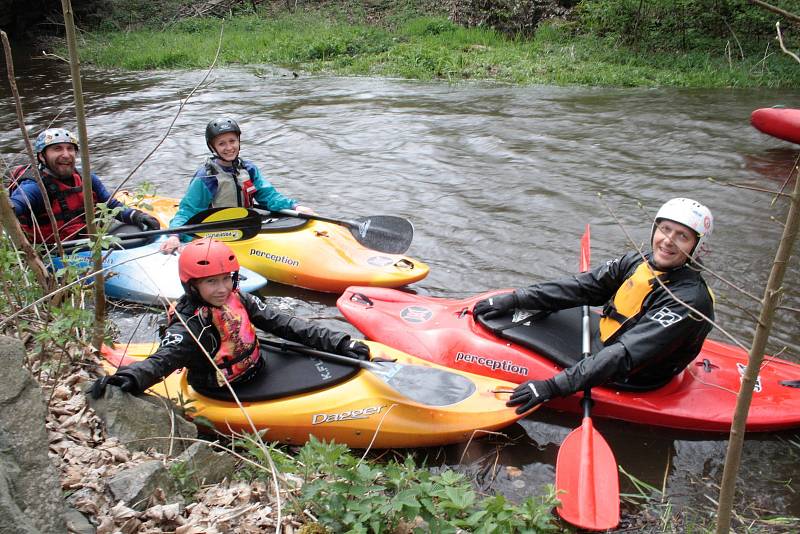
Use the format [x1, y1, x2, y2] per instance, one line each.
[349, 215, 414, 254]
[186, 207, 262, 242]
[580, 224, 591, 272]
[555, 416, 620, 531]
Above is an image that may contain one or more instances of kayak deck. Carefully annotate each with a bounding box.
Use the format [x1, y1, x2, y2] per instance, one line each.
[100, 340, 521, 448]
[337, 286, 800, 432]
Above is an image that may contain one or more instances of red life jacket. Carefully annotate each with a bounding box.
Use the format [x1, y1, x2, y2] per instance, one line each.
[11, 165, 97, 243]
[207, 292, 261, 385]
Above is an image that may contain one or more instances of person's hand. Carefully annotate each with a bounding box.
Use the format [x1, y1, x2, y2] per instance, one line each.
[473, 292, 518, 320]
[293, 205, 314, 215]
[131, 210, 161, 231]
[88, 374, 137, 399]
[340, 339, 371, 361]
[159, 235, 181, 255]
[506, 379, 556, 414]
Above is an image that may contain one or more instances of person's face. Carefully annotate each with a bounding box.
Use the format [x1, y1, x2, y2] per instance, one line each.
[211, 132, 240, 164]
[194, 273, 234, 307]
[39, 143, 77, 177]
[651, 219, 698, 270]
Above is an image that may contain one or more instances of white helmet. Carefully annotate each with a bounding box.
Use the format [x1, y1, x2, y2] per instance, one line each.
[652, 198, 713, 260]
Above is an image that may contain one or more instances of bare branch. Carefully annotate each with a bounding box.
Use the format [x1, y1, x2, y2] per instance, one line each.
[749, 0, 800, 24]
[707, 176, 793, 197]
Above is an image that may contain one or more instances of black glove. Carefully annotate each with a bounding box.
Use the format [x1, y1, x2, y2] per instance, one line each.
[339, 339, 371, 361]
[130, 210, 161, 231]
[89, 374, 137, 399]
[506, 378, 557, 414]
[473, 292, 518, 320]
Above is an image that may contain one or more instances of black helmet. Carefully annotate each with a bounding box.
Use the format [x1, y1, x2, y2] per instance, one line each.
[205, 117, 241, 153]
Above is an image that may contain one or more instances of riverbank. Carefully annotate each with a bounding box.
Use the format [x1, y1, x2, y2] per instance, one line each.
[75, 5, 800, 88]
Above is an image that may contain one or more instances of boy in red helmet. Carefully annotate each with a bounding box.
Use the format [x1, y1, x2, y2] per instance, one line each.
[90, 238, 369, 396]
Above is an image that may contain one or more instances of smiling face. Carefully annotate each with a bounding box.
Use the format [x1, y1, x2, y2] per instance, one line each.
[651, 219, 698, 270]
[194, 273, 234, 307]
[211, 132, 240, 165]
[39, 143, 77, 177]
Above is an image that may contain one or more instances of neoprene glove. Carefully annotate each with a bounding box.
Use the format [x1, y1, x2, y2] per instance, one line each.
[473, 292, 518, 320]
[130, 210, 161, 232]
[339, 339, 371, 361]
[506, 378, 557, 414]
[89, 374, 137, 399]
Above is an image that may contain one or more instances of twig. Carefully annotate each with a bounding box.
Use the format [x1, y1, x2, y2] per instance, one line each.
[707, 177, 793, 197]
[749, 0, 800, 24]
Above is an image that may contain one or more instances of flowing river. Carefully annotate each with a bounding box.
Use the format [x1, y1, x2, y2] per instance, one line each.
[2, 46, 800, 524]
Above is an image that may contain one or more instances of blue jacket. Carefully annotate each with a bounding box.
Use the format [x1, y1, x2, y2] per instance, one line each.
[169, 158, 297, 241]
[10, 168, 135, 223]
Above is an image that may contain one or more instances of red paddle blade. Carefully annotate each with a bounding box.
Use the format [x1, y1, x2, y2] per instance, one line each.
[580, 224, 591, 272]
[555, 416, 620, 531]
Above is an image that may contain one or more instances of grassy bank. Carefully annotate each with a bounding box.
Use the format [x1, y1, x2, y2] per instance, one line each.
[77, 7, 800, 88]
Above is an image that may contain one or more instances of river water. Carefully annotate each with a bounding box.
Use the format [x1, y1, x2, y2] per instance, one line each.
[2, 48, 800, 526]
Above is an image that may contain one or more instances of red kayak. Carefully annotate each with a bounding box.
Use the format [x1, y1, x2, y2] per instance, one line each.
[337, 287, 800, 432]
[751, 107, 800, 145]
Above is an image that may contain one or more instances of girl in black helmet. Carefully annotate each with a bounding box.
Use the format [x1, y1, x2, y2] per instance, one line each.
[160, 117, 312, 254]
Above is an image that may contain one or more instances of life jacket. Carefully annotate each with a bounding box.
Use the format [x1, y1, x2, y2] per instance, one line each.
[599, 261, 666, 343]
[205, 158, 256, 208]
[10, 165, 97, 243]
[207, 292, 261, 385]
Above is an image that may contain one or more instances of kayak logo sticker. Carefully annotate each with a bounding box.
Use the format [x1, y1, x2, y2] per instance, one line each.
[249, 248, 300, 267]
[649, 306, 683, 328]
[736, 363, 762, 393]
[400, 306, 433, 324]
[367, 256, 394, 267]
[455, 352, 529, 376]
[311, 405, 386, 425]
[311, 357, 332, 381]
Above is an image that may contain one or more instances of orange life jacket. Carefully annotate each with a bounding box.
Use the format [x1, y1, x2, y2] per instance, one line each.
[207, 292, 261, 385]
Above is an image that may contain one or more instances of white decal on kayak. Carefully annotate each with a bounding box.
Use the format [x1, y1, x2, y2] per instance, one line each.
[249, 248, 300, 267]
[649, 306, 683, 328]
[455, 351, 529, 376]
[161, 332, 183, 347]
[400, 306, 433, 324]
[367, 256, 393, 267]
[511, 309, 535, 324]
[736, 363, 762, 393]
[311, 357, 332, 381]
[311, 405, 386, 425]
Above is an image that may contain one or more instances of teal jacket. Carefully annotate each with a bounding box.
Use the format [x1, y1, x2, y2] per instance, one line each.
[169, 158, 297, 241]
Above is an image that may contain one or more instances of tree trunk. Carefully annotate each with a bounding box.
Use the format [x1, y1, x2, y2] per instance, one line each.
[715, 164, 800, 532]
[61, 0, 106, 351]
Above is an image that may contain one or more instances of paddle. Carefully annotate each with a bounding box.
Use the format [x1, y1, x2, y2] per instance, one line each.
[60, 207, 264, 249]
[275, 209, 414, 255]
[554, 225, 620, 531]
[259, 337, 481, 407]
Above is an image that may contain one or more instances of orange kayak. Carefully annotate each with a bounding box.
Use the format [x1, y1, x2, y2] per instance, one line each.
[100, 340, 522, 449]
[122, 193, 429, 293]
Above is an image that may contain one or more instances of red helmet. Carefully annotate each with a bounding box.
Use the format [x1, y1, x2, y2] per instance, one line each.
[178, 238, 240, 284]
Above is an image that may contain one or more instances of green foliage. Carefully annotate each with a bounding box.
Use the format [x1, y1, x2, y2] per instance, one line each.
[168, 459, 200, 499]
[235, 436, 560, 533]
[78, 5, 800, 88]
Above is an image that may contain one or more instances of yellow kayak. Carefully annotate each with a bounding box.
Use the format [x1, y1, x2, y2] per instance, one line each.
[122, 193, 429, 293]
[100, 340, 522, 449]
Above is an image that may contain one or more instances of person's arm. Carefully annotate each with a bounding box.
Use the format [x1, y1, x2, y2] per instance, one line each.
[241, 292, 351, 354]
[169, 173, 216, 242]
[90, 174, 136, 223]
[247, 163, 298, 212]
[104, 321, 198, 394]
[9, 180, 45, 217]
[550, 286, 713, 396]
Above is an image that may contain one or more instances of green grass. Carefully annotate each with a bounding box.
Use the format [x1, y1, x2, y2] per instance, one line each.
[77, 11, 800, 88]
